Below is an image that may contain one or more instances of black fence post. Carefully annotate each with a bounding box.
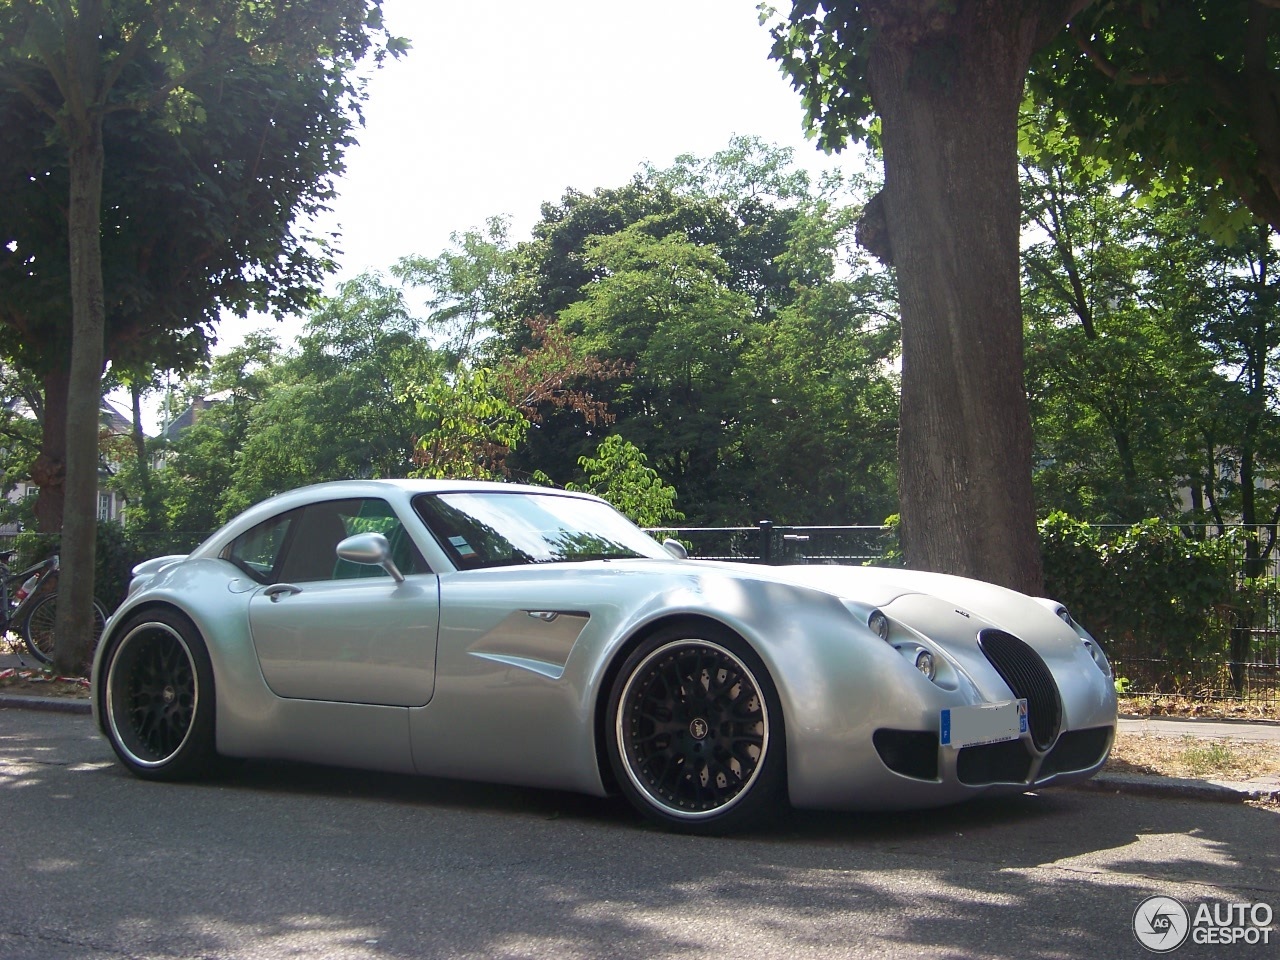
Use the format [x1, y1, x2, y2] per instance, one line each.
[759, 520, 773, 564]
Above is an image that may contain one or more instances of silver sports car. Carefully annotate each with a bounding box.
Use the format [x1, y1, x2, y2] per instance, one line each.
[92, 480, 1117, 833]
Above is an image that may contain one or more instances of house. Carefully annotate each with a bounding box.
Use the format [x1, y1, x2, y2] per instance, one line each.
[157, 390, 229, 445]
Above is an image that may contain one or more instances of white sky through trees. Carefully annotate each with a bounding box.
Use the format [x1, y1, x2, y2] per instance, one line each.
[221, 0, 845, 348]
[121, 0, 852, 429]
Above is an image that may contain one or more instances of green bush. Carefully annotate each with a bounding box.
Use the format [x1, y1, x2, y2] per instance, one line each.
[94, 520, 137, 611]
[1040, 512, 1240, 683]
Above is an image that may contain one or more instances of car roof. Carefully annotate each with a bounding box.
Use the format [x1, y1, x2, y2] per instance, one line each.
[188, 479, 606, 559]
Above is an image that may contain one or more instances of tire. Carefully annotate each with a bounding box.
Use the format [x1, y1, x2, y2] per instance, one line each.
[98, 608, 217, 781]
[22, 593, 107, 668]
[605, 624, 787, 834]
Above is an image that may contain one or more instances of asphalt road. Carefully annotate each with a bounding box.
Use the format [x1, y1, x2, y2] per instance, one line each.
[1, 709, 1276, 960]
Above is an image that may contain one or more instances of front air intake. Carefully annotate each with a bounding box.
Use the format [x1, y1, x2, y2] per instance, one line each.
[977, 629, 1062, 751]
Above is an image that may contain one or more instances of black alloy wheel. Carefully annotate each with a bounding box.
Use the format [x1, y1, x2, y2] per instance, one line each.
[607, 626, 785, 833]
[100, 609, 217, 780]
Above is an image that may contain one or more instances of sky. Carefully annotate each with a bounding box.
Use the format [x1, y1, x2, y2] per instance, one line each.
[210, 0, 850, 352]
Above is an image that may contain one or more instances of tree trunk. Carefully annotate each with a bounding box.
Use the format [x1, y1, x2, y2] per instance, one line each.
[867, 10, 1045, 595]
[129, 380, 156, 525]
[54, 114, 107, 675]
[32, 362, 70, 533]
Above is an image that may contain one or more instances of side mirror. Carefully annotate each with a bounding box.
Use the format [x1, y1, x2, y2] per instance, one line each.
[337, 532, 405, 583]
[662, 538, 689, 560]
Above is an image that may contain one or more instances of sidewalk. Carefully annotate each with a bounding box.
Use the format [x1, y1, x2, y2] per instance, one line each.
[3, 649, 1278, 802]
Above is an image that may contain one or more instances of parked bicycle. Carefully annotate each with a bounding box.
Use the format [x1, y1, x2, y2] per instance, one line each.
[1, 550, 107, 667]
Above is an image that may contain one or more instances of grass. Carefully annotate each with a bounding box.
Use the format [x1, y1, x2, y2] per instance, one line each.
[1108, 734, 1280, 781]
[1118, 694, 1279, 721]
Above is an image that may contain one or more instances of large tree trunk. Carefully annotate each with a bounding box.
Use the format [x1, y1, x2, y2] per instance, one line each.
[31, 361, 70, 533]
[54, 113, 107, 676]
[867, 8, 1045, 594]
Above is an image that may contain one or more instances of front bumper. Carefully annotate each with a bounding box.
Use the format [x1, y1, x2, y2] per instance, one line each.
[778, 597, 1117, 811]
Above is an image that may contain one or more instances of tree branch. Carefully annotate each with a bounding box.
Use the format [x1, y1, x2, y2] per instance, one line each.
[8, 70, 61, 121]
[1071, 24, 1182, 86]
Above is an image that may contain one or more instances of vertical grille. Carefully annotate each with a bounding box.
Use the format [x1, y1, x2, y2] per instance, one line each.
[978, 629, 1062, 751]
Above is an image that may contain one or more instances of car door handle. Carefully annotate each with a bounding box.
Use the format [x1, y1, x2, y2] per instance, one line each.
[264, 583, 303, 602]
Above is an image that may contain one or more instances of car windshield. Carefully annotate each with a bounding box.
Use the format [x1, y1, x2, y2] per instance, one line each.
[414, 491, 670, 570]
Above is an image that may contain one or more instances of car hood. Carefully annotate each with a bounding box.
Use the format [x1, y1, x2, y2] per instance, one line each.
[689, 560, 1082, 653]
[694, 560, 1034, 610]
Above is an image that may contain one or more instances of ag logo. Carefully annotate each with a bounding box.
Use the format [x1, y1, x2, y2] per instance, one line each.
[1133, 896, 1190, 953]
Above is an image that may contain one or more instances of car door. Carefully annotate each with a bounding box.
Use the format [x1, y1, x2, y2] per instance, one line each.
[240, 497, 440, 707]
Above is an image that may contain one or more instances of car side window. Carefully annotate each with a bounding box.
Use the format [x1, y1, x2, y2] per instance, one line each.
[331, 499, 428, 580]
[225, 511, 297, 583]
[273, 498, 428, 583]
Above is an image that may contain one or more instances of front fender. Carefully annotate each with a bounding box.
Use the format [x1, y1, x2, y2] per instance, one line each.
[91, 559, 260, 739]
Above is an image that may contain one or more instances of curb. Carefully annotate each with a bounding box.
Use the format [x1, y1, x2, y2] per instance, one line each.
[0, 693, 91, 715]
[1072, 771, 1280, 804]
[1119, 714, 1280, 728]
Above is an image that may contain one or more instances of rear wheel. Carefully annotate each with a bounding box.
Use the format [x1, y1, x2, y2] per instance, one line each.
[98, 608, 217, 781]
[606, 624, 786, 834]
[22, 593, 107, 668]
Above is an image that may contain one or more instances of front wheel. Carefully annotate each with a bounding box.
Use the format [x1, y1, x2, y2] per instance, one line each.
[606, 625, 787, 834]
[98, 608, 218, 781]
[22, 593, 107, 668]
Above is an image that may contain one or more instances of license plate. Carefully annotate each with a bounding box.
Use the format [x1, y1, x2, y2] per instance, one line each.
[940, 699, 1027, 748]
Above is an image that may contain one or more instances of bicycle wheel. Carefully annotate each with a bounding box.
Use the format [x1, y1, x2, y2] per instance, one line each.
[22, 593, 108, 668]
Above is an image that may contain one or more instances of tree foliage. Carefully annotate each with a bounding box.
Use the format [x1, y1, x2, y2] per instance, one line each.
[566, 435, 685, 528]
[499, 141, 898, 524]
[0, 0, 397, 672]
[1031, 1, 1280, 234]
[224, 275, 435, 514]
[1019, 118, 1218, 520]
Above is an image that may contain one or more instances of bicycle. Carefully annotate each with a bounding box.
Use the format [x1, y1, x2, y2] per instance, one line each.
[1, 550, 107, 668]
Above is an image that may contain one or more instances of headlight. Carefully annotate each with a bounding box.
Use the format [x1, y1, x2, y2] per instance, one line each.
[860, 606, 953, 688]
[914, 649, 936, 680]
[868, 609, 890, 641]
[1055, 605, 1112, 678]
[1082, 638, 1112, 678]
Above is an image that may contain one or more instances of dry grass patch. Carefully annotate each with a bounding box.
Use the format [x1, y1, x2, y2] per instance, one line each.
[1109, 734, 1280, 781]
[1119, 695, 1279, 722]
